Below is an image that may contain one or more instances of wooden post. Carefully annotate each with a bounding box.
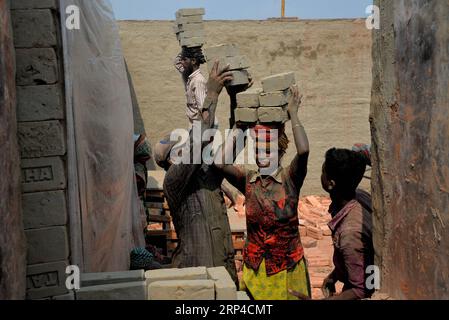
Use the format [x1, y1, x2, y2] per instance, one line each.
[281, 0, 286, 18]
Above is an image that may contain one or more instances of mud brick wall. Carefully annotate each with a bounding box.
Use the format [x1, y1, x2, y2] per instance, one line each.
[10, 0, 72, 300]
[0, 0, 27, 300]
[371, 0, 449, 299]
[119, 19, 373, 196]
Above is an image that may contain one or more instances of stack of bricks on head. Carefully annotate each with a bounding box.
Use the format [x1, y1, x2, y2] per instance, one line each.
[204, 44, 251, 87]
[174, 8, 206, 48]
[234, 72, 296, 124]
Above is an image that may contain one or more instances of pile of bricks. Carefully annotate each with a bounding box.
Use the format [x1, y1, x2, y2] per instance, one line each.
[235, 72, 296, 124]
[298, 195, 333, 245]
[204, 44, 250, 87]
[297, 195, 345, 299]
[145, 171, 178, 259]
[174, 8, 206, 48]
[75, 267, 250, 300]
[147, 266, 250, 300]
[76, 270, 147, 300]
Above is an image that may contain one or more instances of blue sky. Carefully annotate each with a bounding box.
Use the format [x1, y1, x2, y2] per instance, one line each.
[109, 0, 373, 20]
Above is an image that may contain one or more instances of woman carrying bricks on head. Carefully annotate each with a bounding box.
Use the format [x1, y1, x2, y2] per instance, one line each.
[214, 86, 311, 300]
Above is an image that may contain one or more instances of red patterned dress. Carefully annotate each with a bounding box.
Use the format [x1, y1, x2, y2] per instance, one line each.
[222, 153, 311, 299]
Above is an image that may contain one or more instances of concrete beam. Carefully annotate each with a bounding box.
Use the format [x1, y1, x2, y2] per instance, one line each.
[76, 281, 147, 300]
[81, 270, 145, 287]
[145, 267, 207, 285]
[148, 280, 215, 300]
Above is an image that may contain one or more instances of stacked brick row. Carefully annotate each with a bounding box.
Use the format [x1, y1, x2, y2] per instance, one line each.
[204, 44, 251, 87]
[235, 72, 296, 124]
[10, 0, 71, 300]
[174, 8, 205, 48]
[74, 267, 250, 300]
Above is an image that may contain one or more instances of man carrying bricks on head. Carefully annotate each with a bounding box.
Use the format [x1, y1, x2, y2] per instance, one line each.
[154, 62, 242, 283]
[174, 47, 211, 126]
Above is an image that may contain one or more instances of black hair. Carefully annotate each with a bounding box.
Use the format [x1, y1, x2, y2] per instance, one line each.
[181, 46, 206, 65]
[324, 148, 367, 194]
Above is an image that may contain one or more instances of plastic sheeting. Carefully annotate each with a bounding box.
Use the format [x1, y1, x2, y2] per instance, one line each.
[60, 0, 144, 272]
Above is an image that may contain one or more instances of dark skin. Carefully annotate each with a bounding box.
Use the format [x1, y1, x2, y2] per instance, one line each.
[215, 85, 309, 177]
[256, 85, 309, 172]
[161, 61, 233, 169]
[180, 56, 200, 83]
[289, 162, 359, 301]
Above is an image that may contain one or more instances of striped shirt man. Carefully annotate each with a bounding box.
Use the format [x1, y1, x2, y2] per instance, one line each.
[174, 54, 208, 124]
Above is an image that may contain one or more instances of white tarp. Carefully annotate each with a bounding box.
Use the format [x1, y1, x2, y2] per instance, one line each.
[60, 0, 144, 272]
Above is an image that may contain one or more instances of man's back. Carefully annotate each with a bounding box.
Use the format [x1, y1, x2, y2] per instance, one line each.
[330, 190, 374, 299]
[164, 164, 237, 281]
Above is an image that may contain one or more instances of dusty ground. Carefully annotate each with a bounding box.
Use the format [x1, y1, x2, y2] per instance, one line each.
[119, 19, 372, 195]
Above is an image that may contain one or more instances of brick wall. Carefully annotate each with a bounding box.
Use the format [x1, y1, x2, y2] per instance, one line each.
[10, 0, 72, 300]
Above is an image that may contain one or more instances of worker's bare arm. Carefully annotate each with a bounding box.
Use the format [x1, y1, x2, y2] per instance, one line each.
[165, 61, 233, 203]
[201, 61, 233, 128]
[288, 85, 309, 156]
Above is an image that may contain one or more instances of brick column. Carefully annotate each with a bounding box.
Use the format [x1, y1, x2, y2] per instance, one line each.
[11, 0, 72, 300]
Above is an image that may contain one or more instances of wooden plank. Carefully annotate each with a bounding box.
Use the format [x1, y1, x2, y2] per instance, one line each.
[148, 214, 171, 223]
[146, 196, 164, 203]
[145, 202, 163, 209]
[146, 229, 171, 237]
[147, 208, 163, 215]
[147, 190, 165, 197]
[233, 239, 245, 250]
